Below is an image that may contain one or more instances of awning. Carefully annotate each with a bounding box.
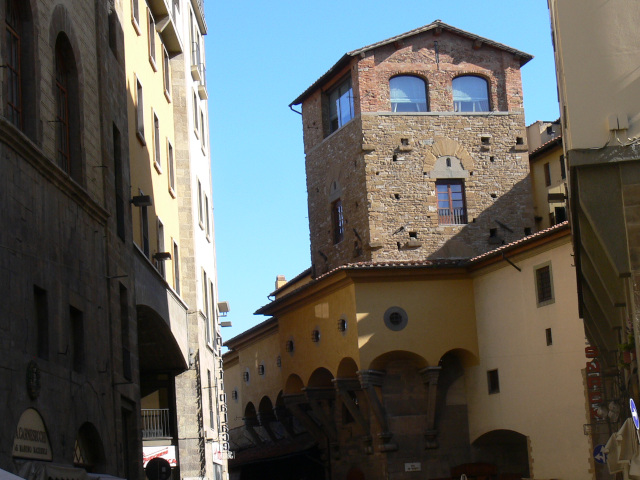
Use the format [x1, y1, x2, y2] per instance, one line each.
[18, 462, 87, 480]
[605, 417, 640, 478]
[0, 468, 27, 480]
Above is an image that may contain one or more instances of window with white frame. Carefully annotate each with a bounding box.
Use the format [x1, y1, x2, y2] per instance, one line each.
[167, 140, 175, 195]
[156, 219, 165, 278]
[147, 9, 156, 69]
[153, 112, 161, 172]
[136, 77, 144, 142]
[197, 179, 203, 228]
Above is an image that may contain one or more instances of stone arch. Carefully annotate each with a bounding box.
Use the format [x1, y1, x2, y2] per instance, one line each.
[424, 137, 475, 174]
[4, 0, 39, 142]
[284, 374, 304, 395]
[74, 422, 106, 473]
[244, 402, 257, 420]
[258, 395, 273, 416]
[368, 350, 428, 371]
[48, 4, 85, 184]
[470, 429, 530, 478]
[337, 357, 358, 378]
[307, 367, 334, 388]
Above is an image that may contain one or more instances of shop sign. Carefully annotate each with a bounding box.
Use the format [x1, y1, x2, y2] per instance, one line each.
[585, 346, 604, 420]
[12, 408, 52, 460]
[405, 463, 421, 472]
[143, 446, 177, 467]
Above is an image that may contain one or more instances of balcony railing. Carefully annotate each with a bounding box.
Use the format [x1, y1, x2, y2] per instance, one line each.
[438, 208, 467, 225]
[142, 409, 171, 438]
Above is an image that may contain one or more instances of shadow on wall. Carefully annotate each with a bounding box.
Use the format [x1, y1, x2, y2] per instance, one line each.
[428, 175, 534, 259]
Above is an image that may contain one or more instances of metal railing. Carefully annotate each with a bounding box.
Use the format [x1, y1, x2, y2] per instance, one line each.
[141, 409, 171, 438]
[438, 208, 467, 225]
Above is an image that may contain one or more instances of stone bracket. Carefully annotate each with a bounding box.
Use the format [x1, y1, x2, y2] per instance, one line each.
[419, 366, 442, 449]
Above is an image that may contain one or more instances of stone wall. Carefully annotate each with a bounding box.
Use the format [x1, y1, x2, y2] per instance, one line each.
[301, 27, 533, 273]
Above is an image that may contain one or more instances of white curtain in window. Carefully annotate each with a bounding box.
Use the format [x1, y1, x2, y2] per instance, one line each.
[453, 76, 489, 112]
[390, 76, 427, 112]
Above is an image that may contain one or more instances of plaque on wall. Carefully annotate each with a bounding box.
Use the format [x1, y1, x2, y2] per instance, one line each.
[13, 408, 52, 460]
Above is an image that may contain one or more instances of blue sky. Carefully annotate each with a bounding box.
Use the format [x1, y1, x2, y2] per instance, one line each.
[205, 1, 560, 343]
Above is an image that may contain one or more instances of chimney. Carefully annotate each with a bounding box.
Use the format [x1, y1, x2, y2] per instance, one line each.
[275, 275, 287, 290]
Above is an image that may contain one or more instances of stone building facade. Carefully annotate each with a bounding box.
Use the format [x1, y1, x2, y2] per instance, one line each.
[291, 21, 535, 275]
[0, 0, 140, 478]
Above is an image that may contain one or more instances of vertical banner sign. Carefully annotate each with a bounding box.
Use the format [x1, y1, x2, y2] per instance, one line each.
[217, 354, 233, 458]
[586, 346, 604, 419]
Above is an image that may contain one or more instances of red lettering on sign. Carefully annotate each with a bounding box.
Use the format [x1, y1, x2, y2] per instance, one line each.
[585, 346, 599, 358]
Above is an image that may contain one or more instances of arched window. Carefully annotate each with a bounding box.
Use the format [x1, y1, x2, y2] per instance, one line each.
[452, 75, 489, 112]
[5, 0, 35, 136]
[390, 76, 427, 112]
[54, 33, 82, 182]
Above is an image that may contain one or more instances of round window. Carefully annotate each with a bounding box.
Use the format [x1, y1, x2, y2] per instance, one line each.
[383, 306, 408, 331]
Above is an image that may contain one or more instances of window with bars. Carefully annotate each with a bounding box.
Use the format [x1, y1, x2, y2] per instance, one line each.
[436, 180, 467, 225]
[535, 264, 554, 306]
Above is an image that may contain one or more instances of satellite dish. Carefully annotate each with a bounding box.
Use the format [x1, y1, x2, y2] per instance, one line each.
[146, 457, 172, 480]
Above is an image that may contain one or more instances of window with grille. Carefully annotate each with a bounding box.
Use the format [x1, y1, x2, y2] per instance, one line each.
[436, 180, 467, 225]
[535, 264, 554, 306]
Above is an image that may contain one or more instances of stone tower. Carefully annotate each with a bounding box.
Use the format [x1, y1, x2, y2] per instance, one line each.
[290, 20, 535, 276]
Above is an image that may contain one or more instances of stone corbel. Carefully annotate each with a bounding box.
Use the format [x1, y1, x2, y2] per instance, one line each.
[257, 410, 278, 443]
[243, 416, 264, 447]
[273, 405, 296, 438]
[334, 378, 370, 433]
[419, 366, 442, 449]
[358, 370, 397, 452]
[304, 387, 337, 442]
[283, 393, 326, 444]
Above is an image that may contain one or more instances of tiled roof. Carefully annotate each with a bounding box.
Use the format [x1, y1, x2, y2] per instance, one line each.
[468, 221, 570, 263]
[529, 134, 563, 158]
[290, 20, 533, 106]
[255, 222, 571, 316]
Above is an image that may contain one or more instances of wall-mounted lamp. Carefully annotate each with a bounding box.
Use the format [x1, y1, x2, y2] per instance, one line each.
[153, 252, 172, 261]
[217, 301, 230, 317]
[220, 321, 232, 327]
[130, 195, 153, 207]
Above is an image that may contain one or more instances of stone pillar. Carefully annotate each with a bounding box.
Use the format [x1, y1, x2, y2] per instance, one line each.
[419, 366, 442, 449]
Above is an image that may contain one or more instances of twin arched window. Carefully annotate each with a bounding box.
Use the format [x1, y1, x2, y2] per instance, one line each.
[389, 74, 490, 113]
[452, 75, 489, 112]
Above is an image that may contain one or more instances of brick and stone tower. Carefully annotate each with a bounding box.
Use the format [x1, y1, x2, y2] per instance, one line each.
[290, 21, 535, 276]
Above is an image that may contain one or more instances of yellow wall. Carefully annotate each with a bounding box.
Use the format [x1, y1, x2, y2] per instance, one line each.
[529, 144, 567, 230]
[124, 0, 180, 288]
[277, 280, 360, 386]
[550, 0, 640, 149]
[468, 238, 592, 478]
[354, 277, 478, 369]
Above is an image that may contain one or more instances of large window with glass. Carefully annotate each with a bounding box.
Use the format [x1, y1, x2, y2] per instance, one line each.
[390, 76, 428, 112]
[436, 180, 467, 225]
[328, 77, 354, 133]
[452, 75, 489, 112]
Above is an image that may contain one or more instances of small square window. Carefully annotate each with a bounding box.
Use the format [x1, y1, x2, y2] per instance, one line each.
[535, 263, 554, 306]
[487, 369, 500, 394]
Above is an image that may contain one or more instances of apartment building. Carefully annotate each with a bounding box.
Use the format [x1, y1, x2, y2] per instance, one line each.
[123, 0, 226, 479]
